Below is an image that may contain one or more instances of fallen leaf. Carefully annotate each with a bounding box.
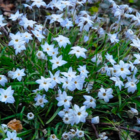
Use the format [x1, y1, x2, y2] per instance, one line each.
[7, 119, 23, 132]
[0, 0, 15, 16]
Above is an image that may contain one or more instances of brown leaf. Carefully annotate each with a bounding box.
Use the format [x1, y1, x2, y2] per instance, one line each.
[0, 2, 15, 16]
[7, 119, 23, 132]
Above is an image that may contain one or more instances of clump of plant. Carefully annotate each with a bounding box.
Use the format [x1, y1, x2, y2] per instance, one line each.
[1, 0, 140, 139]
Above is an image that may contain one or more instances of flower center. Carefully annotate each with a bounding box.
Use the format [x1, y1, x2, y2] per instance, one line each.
[120, 68, 124, 71]
[52, 135, 56, 139]
[39, 99, 43, 103]
[4, 95, 7, 98]
[64, 135, 68, 138]
[0, 77, 2, 80]
[114, 70, 116, 73]
[103, 93, 106, 96]
[78, 112, 81, 115]
[15, 39, 19, 42]
[131, 83, 134, 86]
[56, 61, 59, 64]
[79, 132, 82, 135]
[64, 99, 67, 102]
[90, 99, 93, 102]
[72, 131, 75, 134]
[74, 81, 77, 84]
[44, 82, 47, 84]
[65, 117, 69, 121]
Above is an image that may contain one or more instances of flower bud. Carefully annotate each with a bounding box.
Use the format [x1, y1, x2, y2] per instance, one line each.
[1, 124, 8, 133]
[36, 51, 47, 60]
[127, 108, 138, 119]
[91, 116, 99, 124]
[130, 108, 138, 115]
[137, 118, 140, 125]
[27, 112, 34, 120]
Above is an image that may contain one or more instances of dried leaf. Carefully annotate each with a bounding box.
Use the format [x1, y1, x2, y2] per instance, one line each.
[0, 2, 15, 16]
[7, 119, 23, 132]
